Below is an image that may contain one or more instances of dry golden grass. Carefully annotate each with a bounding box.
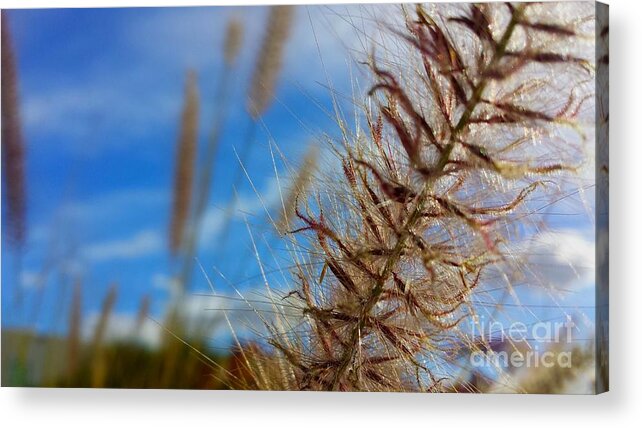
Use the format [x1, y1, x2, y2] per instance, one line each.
[246, 2, 595, 392]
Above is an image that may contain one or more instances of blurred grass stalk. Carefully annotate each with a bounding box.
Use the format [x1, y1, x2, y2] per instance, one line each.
[1, 12, 238, 389]
[275, 143, 320, 236]
[216, 5, 294, 250]
[169, 70, 200, 257]
[1, 11, 27, 249]
[2, 11, 30, 385]
[178, 18, 244, 292]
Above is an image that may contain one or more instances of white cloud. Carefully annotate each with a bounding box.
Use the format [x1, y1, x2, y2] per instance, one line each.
[125, 6, 256, 69]
[126, 5, 370, 85]
[31, 188, 167, 244]
[61, 188, 167, 222]
[22, 76, 181, 151]
[20, 260, 84, 288]
[200, 175, 284, 243]
[19, 5, 391, 149]
[28, 188, 168, 264]
[81, 288, 303, 349]
[85, 229, 163, 262]
[510, 229, 595, 291]
[82, 312, 163, 349]
[201, 208, 226, 242]
[20, 271, 40, 289]
[152, 273, 179, 293]
[172, 291, 303, 340]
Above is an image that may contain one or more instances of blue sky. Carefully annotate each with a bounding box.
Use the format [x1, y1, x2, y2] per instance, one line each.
[2, 5, 369, 336]
[2, 4, 598, 353]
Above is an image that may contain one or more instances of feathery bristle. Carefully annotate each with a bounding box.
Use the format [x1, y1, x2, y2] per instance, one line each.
[169, 70, 200, 255]
[247, 5, 294, 118]
[1, 12, 27, 247]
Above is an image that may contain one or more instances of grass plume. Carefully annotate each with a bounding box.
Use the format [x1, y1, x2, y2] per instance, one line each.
[251, 2, 594, 392]
[169, 70, 200, 256]
[247, 5, 295, 118]
[224, 18, 243, 66]
[216, 6, 295, 249]
[1, 12, 27, 248]
[179, 18, 246, 291]
[275, 144, 320, 236]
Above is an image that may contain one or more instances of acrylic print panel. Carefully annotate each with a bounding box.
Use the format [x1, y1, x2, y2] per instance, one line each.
[1, 2, 608, 393]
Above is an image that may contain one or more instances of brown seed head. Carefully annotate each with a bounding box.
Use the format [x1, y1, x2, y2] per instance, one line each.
[169, 70, 200, 255]
[1, 12, 27, 247]
[224, 18, 244, 66]
[247, 5, 295, 118]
